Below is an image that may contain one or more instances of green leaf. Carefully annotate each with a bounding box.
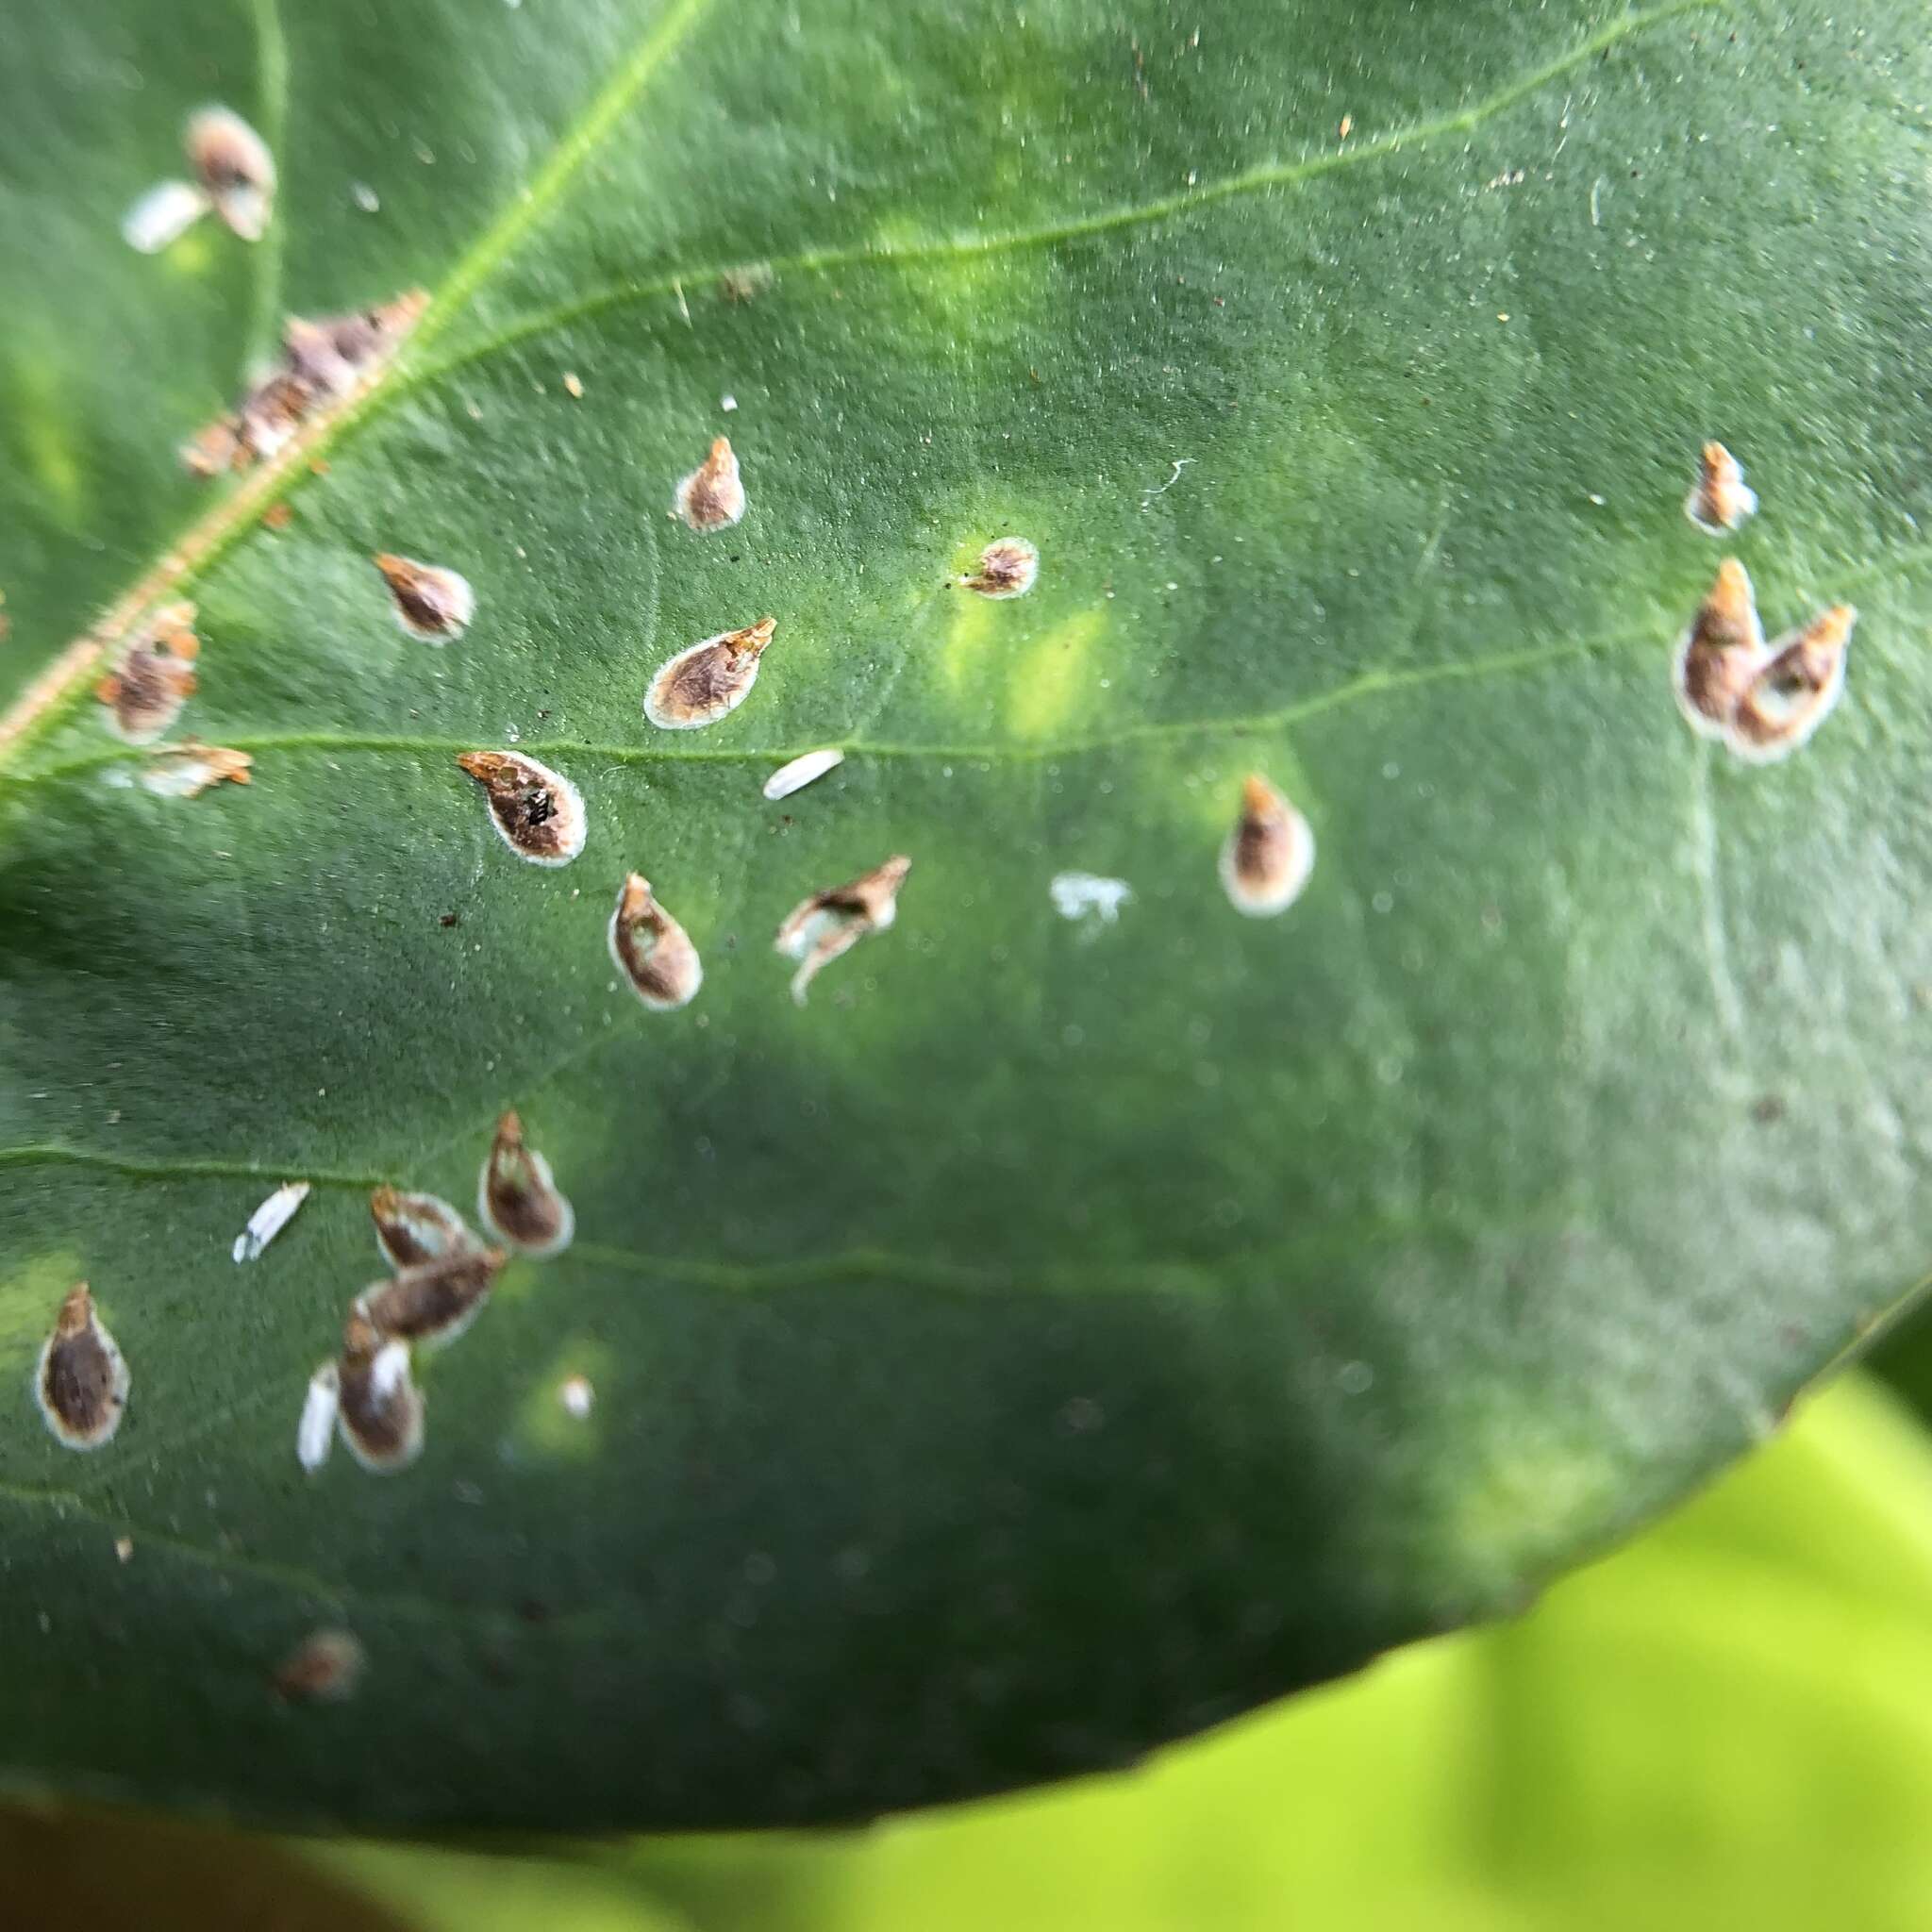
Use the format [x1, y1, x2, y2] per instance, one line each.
[1, 0, 1928, 1830]
[620, 1375, 1932, 1932]
[15, 1374, 1931, 1927]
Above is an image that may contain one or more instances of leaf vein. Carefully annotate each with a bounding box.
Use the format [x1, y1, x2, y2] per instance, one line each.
[405, 0, 1724, 391]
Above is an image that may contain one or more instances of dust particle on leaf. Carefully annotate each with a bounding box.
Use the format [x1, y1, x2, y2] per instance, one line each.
[1050, 872, 1133, 925]
[457, 750, 587, 866]
[643, 618, 775, 730]
[374, 552, 475, 642]
[1674, 558, 1766, 740]
[1220, 774, 1315, 917]
[608, 873, 704, 1012]
[774, 854, 912, 1005]
[962, 537, 1039, 599]
[674, 436, 747, 532]
[478, 1109, 576, 1258]
[34, 1284, 130, 1452]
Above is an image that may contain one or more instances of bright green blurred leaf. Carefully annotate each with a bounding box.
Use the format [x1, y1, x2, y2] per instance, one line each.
[5, 0, 1932, 1831]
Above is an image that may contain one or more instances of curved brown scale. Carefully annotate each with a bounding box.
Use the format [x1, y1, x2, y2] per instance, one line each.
[608, 874, 703, 1012]
[275, 1629, 365, 1704]
[961, 536, 1039, 598]
[374, 553, 475, 642]
[234, 371, 313, 464]
[95, 601, 199, 744]
[287, 298, 428, 402]
[774, 855, 911, 1005]
[369, 1186, 475, 1270]
[1727, 604, 1857, 763]
[1683, 441, 1757, 536]
[35, 1284, 130, 1451]
[358, 1243, 506, 1347]
[456, 750, 586, 866]
[336, 1311, 425, 1473]
[186, 105, 275, 241]
[280, 318, 358, 403]
[478, 1110, 575, 1257]
[643, 618, 775, 730]
[674, 436, 747, 532]
[1219, 774, 1315, 918]
[180, 291, 427, 476]
[1673, 558, 1767, 740]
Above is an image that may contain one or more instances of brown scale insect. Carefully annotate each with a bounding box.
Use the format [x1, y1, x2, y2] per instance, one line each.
[335, 1310, 425, 1472]
[608, 873, 704, 1012]
[1673, 559, 1767, 740]
[1220, 773, 1315, 918]
[140, 741, 253, 798]
[643, 617, 775, 730]
[369, 1185, 475, 1270]
[181, 291, 427, 475]
[774, 855, 911, 1004]
[358, 1242, 507, 1347]
[477, 1110, 575, 1257]
[275, 1628, 365, 1703]
[34, 1284, 130, 1452]
[674, 436, 747, 532]
[961, 536, 1039, 599]
[456, 750, 587, 866]
[187, 106, 275, 242]
[1727, 604, 1857, 763]
[96, 600, 199, 744]
[374, 553, 475, 642]
[1683, 441, 1757, 536]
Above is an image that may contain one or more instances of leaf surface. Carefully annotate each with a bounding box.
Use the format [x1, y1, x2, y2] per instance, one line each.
[2, 0, 1930, 1829]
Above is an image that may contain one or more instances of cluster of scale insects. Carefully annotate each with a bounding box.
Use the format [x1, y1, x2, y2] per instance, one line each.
[32, 114, 1863, 1690]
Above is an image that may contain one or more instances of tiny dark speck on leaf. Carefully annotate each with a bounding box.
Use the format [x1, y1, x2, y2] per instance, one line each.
[440, 911, 460, 928]
[1752, 1094, 1787, 1124]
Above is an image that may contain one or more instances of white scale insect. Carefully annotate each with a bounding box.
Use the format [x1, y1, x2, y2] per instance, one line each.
[232, 1180, 311, 1262]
